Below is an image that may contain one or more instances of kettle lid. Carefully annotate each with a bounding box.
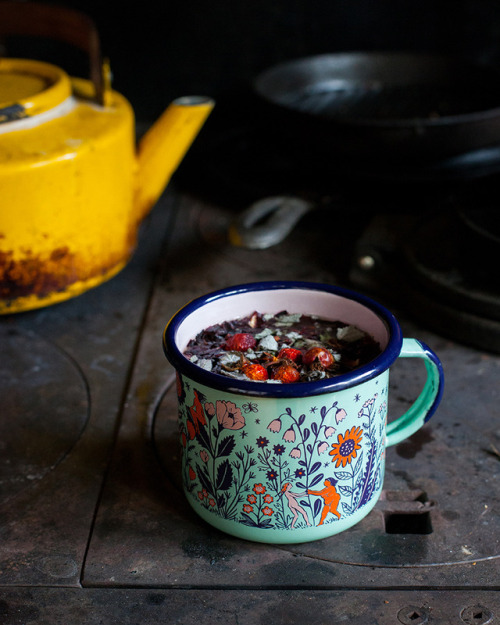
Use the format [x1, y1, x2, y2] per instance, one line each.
[0, 58, 71, 122]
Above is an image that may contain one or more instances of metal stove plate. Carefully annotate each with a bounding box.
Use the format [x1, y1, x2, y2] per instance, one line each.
[84, 196, 500, 590]
[0, 326, 89, 504]
[152, 361, 500, 568]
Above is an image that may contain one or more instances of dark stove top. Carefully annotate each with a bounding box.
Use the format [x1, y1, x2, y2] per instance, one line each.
[178, 94, 500, 199]
[1, 184, 499, 623]
[177, 99, 500, 353]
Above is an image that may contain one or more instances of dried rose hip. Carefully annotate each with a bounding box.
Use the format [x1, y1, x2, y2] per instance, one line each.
[271, 364, 300, 384]
[224, 333, 256, 352]
[278, 347, 302, 363]
[303, 346, 334, 368]
[242, 363, 268, 381]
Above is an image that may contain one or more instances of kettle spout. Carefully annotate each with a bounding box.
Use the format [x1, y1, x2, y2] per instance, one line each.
[135, 96, 214, 219]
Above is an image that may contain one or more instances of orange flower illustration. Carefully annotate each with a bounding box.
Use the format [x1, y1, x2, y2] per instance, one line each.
[329, 426, 363, 468]
[187, 420, 196, 441]
[176, 373, 185, 401]
[253, 483, 266, 495]
[188, 390, 207, 438]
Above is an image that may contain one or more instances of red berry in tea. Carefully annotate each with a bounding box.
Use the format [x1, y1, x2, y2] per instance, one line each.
[303, 346, 334, 368]
[271, 364, 300, 384]
[224, 333, 257, 352]
[278, 347, 302, 363]
[242, 363, 269, 381]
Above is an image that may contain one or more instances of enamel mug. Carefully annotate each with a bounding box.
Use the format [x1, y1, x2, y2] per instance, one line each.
[163, 281, 444, 544]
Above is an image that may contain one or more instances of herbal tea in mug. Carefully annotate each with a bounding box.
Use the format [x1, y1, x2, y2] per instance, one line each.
[183, 310, 382, 383]
[163, 281, 444, 544]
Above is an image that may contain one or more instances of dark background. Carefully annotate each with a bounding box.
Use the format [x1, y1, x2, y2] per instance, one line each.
[4, 0, 500, 122]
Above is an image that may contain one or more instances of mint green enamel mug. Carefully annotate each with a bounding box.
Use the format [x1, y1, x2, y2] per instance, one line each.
[163, 281, 444, 544]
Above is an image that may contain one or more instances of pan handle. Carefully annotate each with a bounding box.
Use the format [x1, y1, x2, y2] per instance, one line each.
[228, 195, 316, 249]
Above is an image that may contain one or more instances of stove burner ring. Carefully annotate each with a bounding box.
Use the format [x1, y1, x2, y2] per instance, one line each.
[0, 327, 90, 504]
[459, 205, 500, 257]
[403, 209, 500, 353]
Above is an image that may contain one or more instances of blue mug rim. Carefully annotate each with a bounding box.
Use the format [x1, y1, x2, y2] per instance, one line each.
[163, 281, 403, 397]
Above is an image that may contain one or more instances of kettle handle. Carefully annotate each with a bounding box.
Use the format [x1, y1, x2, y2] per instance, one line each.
[0, 1, 105, 104]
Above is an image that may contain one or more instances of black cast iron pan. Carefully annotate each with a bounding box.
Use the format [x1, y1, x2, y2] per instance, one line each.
[253, 51, 500, 165]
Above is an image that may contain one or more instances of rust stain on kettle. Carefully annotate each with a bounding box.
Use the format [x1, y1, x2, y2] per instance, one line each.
[0, 246, 126, 302]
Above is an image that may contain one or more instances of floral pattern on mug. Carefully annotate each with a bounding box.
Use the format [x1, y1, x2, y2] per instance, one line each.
[331, 395, 386, 515]
[177, 374, 388, 531]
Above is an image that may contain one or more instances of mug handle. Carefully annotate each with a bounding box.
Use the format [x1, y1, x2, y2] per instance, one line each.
[386, 338, 444, 447]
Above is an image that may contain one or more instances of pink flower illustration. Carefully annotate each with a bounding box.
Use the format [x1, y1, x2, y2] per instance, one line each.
[204, 402, 215, 417]
[318, 441, 329, 454]
[290, 447, 301, 459]
[283, 427, 295, 443]
[267, 418, 282, 433]
[200, 450, 209, 463]
[324, 426, 336, 438]
[335, 408, 347, 424]
[215, 400, 245, 430]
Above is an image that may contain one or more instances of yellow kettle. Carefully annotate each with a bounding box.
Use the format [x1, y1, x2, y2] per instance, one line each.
[0, 2, 213, 314]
